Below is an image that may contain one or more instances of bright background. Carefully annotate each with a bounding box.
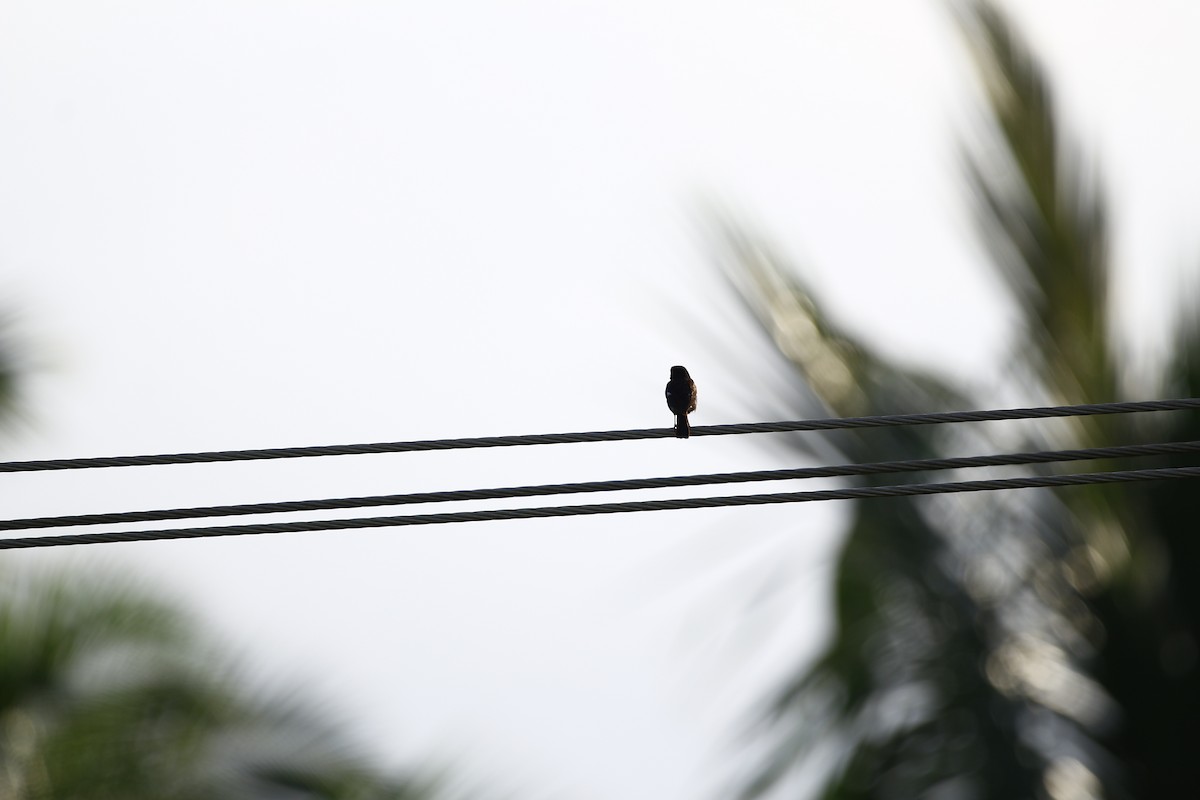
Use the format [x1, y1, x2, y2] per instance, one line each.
[1, 1, 1198, 797]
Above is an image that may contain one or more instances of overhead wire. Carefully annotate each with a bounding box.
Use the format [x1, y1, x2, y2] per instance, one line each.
[4, 439, 1199, 532]
[4, 464, 1200, 550]
[4, 398, 1199, 549]
[2, 397, 1199, 473]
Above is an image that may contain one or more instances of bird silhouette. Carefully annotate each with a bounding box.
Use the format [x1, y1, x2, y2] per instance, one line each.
[665, 366, 697, 439]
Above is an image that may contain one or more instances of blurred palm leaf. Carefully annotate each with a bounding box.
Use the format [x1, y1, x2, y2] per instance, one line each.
[722, 1, 1200, 797]
[958, 1, 1116, 410]
[0, 567, 441, 799]
[719, 228, 1041, 799]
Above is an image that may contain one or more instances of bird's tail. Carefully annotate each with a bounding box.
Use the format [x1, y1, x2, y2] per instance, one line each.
[675, 414, 690, 439]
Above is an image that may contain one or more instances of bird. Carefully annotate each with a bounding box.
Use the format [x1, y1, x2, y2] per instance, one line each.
[665, 365, 697, 439]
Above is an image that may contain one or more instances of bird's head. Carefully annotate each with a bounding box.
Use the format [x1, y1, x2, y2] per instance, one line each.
[670, 366, 690, 380]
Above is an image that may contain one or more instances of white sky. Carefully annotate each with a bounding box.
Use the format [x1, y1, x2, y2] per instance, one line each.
[1, 1, 1199, 798]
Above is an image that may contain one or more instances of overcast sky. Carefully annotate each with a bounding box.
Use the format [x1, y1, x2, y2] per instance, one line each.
[2, 2, 1199, 798]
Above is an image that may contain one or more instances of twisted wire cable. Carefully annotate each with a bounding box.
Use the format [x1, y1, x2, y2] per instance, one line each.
[1, 397, 1198, 473]
[4, 439, 1198, 532]
[4, 465, 1200, 550]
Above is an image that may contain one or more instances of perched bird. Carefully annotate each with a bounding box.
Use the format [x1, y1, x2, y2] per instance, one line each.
[665, 365, 697, 439]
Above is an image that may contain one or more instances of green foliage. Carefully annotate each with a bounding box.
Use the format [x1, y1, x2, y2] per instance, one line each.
[723, 2, 1200, 797]
[0, 567, 440, 799]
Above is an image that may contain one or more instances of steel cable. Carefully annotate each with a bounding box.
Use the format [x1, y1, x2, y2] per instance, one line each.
[1, 397, 1198, 473]
[4, 465, 1200, 550]
[4, 439, 1198, 532]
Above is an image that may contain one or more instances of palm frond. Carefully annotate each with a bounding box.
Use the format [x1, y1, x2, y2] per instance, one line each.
[713, 218, 1044, 799]
[958, 0, 1117, 413]
[0, 567, 449, 799]
[718, 3, 1145, 797]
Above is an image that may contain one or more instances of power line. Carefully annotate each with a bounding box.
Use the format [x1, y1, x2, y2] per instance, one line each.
[2, 398, 1199, 474]
[3, 464, 1199, 550]
[4, 439, 1199, 532]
